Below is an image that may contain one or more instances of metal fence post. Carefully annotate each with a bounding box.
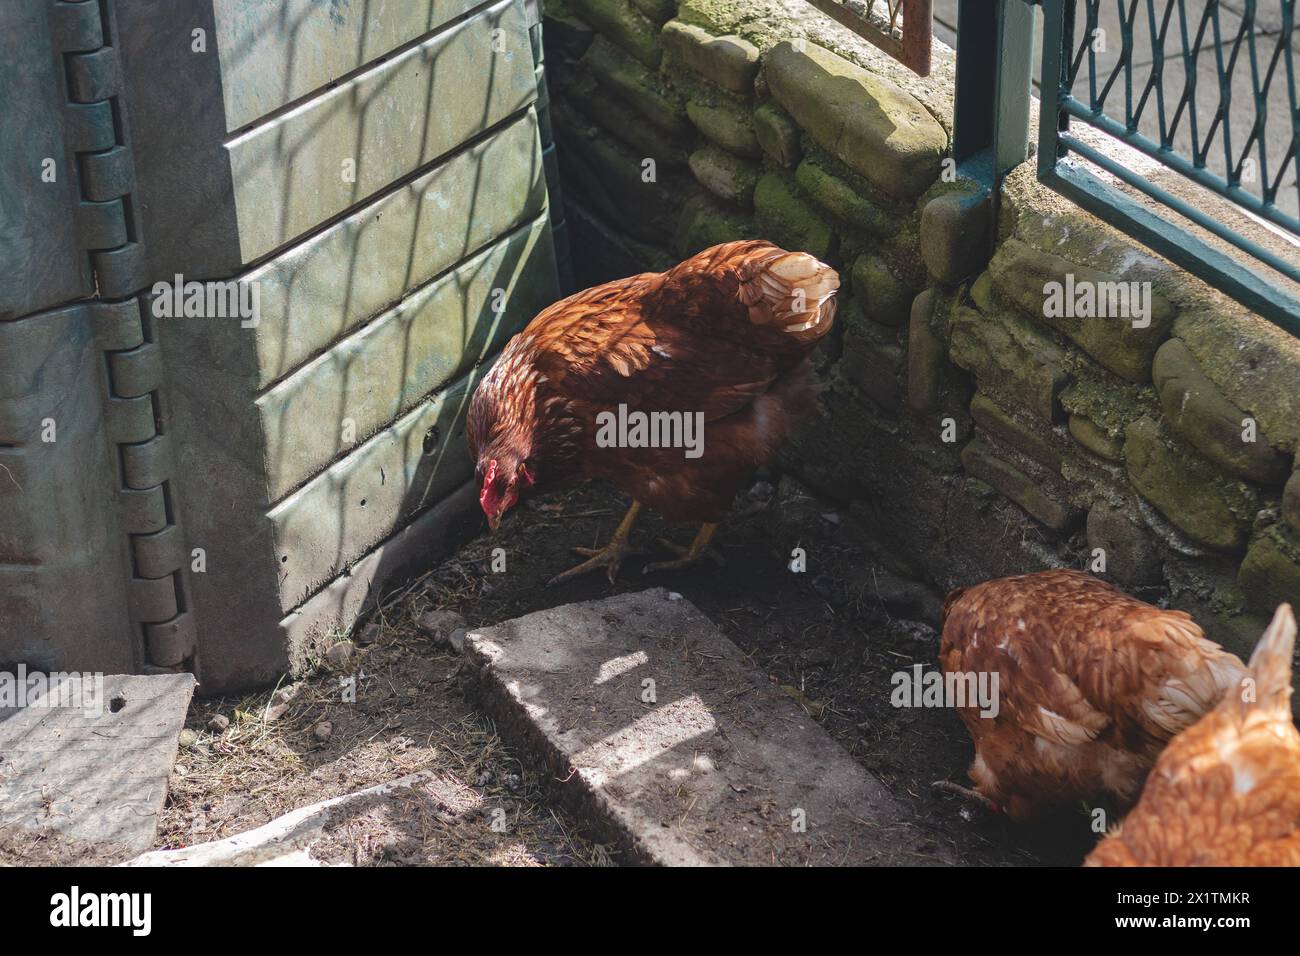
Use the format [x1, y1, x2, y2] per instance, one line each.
[952, 0, 1037, 189]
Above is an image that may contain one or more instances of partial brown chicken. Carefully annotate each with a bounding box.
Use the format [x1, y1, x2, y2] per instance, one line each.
[1086, 604, 1300, 866]
[466, 240, 838, 584]
[939, 570, 1247, 822]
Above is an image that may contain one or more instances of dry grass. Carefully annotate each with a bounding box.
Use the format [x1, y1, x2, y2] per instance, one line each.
[159, 588, 616, 867]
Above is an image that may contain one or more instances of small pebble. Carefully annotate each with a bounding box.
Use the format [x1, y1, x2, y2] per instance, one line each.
[207, 714, 230, 734]
[325, 642, 355, 668]
[417, 609, 467, 643]
[447, 627, 467, 654]
[178, 729, 198, 748]
[666, 591, 683, 601]
[313, 720, 333, 743]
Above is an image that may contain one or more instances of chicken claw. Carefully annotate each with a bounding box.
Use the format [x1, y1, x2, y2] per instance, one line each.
[547, 501, 642, 586]
[643, 523, 722, 574]
[931, 780, 1001, 815]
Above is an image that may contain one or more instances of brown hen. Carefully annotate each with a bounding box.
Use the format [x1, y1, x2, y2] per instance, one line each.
[1086, 603, 1300, 866]
[466, 240, 838, 583]
[939, 570, 1247, 822]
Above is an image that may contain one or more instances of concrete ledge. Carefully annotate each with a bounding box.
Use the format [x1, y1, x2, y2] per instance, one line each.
[464, 588, 954, 866]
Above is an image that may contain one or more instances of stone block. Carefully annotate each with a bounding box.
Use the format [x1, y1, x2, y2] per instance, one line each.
[569, 0, 662, 68]
[919, 188, 992, 285]
[765, 40, 946, 200]
[661, 19, 759, 94]
[960, 439, 1078, 531]
[1124, 417, 1255, 553]
[688, 144, 761, 205]
[753, 102, 801, 167]
[1153, 338, 1289, 484]
[948, 306, 1070, 422]
[1087, 500, 1163, 585]
[988, 239, 1176, 383]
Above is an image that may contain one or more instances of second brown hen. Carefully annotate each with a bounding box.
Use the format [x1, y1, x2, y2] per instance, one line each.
[940, 570, 1247, 822]
[1086, 603, 1300, 866]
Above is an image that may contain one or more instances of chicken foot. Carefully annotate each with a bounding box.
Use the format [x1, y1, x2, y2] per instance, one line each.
[547, 500, 643, 586]
[643, 523, 723, 574]
[930, 780, 1001, 815]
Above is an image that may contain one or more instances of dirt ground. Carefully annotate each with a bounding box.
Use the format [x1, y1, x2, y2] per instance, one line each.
[148, 470, 1103, 867]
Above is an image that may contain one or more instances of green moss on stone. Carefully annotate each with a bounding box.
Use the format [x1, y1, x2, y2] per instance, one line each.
[753, 171, 837, 260]
[948, 305, 1070, 423]
[1173, 310, 1300, 457]
[673, 191, 755, 256]
[794, 154, 894, 237]
[1153, 338, 1290, 484]
[685, 98, 761, 157]
[765, 40, 946, 200]
[660, 18, 759, 94]
[1067, 414, 1124, 462]
[1238, 524, 1300, 613]
[989, 238, 1176, 384]
[753, 102, 801, 167]
[583, 36, 689, 137]
[570, 0, 663, 68]
[1124, 416, 1257, 553]
[1058, 362, 1154, 437]
[851, 254, 909, 327]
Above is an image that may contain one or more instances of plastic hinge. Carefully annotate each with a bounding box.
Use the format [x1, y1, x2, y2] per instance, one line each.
[129, 574, 179, 622]
[106, 394, 156, 444]
[119, 486, 169, 535]
[49, 1, 104, 52]
[91, 242, 147, 297]
[132, 524, 186, 579]
[121, 434, 172, 490]
[66, 46, 122, 103]
[146, 612, 196, 668]
[76, 198, 128, 249]
[80, 146, 135, 202]
[109, 341, 163, 398]
[64, 101, 116, 152]
[90, 298, 145, 351]
[530, 23, 544, 65]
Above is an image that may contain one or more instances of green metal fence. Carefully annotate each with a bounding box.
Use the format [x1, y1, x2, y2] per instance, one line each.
[957, 0, 1300, 331]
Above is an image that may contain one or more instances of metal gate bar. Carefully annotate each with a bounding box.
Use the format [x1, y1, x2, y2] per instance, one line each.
[1036, 0, 1300, 332]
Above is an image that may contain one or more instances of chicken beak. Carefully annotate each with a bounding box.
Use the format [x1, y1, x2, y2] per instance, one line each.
[487, 512, 501, 532]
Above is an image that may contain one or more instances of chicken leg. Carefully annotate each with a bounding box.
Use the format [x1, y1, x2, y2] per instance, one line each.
[547, 500, 643, 586]
[643, 523, 722, 574]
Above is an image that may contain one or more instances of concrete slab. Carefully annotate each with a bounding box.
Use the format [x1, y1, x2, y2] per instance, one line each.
[464, 588, 953, 866]
[0, 673, 196, 854]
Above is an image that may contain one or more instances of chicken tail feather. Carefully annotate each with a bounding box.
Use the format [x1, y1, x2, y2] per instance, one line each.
[737, 249, 839, 338]
[1242, 603, 1296, 715]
